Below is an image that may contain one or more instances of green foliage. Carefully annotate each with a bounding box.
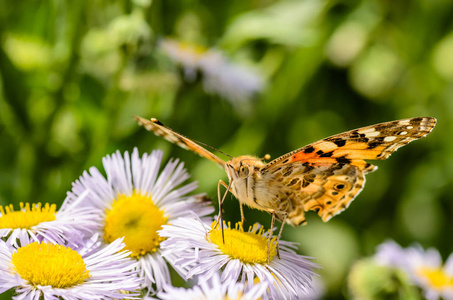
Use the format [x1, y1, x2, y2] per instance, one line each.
[0, 0, 452, 298]
[348, 259, 420, 300]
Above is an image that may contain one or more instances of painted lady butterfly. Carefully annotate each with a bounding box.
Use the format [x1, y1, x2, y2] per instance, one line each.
[135, 116, 436, 252]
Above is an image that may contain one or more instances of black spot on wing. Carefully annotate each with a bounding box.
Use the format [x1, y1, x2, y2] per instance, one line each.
[411, 117, 424, 123]
[350, 131, 367, 139]
[357, 137, 369, 143]
[326, 138, 346, 147]
[334, 183, 345, 190]
[304, 146, 315, 153]
[335, 139, 346, 147]
[366, 136, 386, 149]
[335, 156, 351, 164]
[302, 163, 315, 172]
[367, 142, 382, 149]
[319, 151, 334, 158]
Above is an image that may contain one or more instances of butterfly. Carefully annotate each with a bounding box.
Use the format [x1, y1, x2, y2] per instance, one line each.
[135, 116, 436, 258]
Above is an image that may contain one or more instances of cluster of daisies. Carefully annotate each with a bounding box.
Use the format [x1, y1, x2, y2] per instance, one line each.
[0, 148, 319, 299]
[349, 240, 453, 300]
[375, 241, 453, 299]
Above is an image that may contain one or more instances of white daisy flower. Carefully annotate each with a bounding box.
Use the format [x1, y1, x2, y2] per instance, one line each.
[151, 272, 267, 300]
[159, 217, 318, 300]
[198, 50, 264, 110]
[159, 38, 206, 81]
[68, 148, 214, 295]
[375, 240, 453, 300]
[159, 38, 264, 111]
[0, 234, 140, 299]
[0, 190, 100, 248]
[374, 240, 409, 269]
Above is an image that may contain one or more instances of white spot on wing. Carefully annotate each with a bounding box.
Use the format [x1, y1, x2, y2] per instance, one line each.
[358, 129, 380, 137]
[384, 136, 397, 142]
[365, 131, 381, 137]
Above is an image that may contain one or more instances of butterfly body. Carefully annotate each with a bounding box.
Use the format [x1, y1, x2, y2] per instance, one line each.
[224, 156, 265, 211]
[135, 116, 436, 226]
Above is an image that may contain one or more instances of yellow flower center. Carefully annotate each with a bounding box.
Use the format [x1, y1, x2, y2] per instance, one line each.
[417, 267, 453, 290]
[103, 191, 167, 258]
[208, 222, 277, 264]
[11, 242, 90, 288]
[0, 203, 56, 229]
[178, 41, 208, 58]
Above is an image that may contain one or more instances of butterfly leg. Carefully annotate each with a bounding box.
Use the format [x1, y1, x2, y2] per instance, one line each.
[239, 202, 246, 224]
[275, 212, 287, 259]
[267, 211, 276, 264]
[214, 180, 233, 244]
[214, 180, 230, 229]
[267, 209, 288, 263]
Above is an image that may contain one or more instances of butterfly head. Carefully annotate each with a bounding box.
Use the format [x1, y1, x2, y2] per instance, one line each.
[224, 156, 265, 200]
[225, 155, 264, 176]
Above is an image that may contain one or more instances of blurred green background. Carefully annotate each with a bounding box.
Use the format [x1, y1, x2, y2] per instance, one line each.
[0, 0, 452, 298]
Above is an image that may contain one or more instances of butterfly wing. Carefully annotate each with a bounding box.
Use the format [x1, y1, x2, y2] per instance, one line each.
[135, 116, 226, 168]
[261, 117, 436, 224]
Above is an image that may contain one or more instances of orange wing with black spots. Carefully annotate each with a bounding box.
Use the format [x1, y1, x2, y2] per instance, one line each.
[261, 117, 436, 224]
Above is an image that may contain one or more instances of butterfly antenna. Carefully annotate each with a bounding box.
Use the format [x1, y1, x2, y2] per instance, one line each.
[192, 139, 233, 160]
